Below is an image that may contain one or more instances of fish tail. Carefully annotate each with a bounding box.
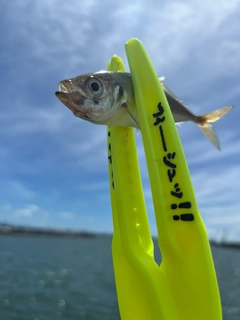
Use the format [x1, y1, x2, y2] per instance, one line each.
[197, 123, 220, 150]
[196, 105, 233, 150]
[200, 105, 233, 123]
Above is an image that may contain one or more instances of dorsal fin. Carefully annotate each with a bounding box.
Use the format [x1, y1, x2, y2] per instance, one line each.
[159, 78, 184, 103]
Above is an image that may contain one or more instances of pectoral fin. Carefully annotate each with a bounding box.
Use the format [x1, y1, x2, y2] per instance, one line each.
[121, 102, 140, 129]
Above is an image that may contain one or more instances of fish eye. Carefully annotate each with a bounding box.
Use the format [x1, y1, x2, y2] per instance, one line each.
[90, 82, 99, 92]
[87, 78, 103, 96]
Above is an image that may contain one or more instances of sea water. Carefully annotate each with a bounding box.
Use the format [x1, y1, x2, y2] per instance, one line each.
[0, 235, 239, 320]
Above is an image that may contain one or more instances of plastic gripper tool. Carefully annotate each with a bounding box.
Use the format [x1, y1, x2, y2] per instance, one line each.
[107, 38, 222, 320]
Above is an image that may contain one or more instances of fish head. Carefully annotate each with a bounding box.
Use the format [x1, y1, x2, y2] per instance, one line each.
[55, 72, 133, 126]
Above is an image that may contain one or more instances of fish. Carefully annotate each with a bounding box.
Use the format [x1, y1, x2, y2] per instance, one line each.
[55, 71, 233, 150]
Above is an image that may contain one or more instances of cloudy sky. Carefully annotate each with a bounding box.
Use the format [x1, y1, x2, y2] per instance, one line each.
[1, 0, 240, 241]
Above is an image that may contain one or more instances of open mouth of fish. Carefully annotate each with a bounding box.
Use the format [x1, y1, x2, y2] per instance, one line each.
[55, 82, 73, 106]
[55, 82, 91, 119]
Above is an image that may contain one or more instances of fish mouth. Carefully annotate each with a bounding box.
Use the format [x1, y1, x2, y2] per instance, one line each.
[55, 80, 92, 121]
[55, 79, 82, 108]
[55, 80, 74, 109]
[55, 91, 70, 106]
[55, 91, 84, 108]
[55, 90, 90, 120]
[58, 80, 73, 94]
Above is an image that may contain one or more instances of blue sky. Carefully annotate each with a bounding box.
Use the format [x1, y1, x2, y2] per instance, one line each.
[0, 0, 240, 241]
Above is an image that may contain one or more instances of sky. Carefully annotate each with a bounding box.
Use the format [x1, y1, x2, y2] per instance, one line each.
[0, 0, 240, 241]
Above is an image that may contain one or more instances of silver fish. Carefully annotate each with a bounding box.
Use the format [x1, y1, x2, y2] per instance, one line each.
[55, 71, 233, 150]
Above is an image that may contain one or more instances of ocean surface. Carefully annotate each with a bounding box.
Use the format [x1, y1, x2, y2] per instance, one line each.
[0, 235, 240, 320]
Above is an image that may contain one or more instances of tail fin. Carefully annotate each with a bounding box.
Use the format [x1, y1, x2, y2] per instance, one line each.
[201, 105, 233, 123]
[197, 105, 233, 150]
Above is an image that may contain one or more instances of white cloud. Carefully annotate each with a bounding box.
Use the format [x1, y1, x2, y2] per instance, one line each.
[143, 0, 240, 74]
[65, 125, 109, 172]
[0, 103, 68, 136]
[14, 204, 40, 217]
[192, 165, 240, 205]
[4, 0, 239, 79]
[0, 201, 113, 232]
[0, 203, 72, 228]
[0, 203, 48, 225]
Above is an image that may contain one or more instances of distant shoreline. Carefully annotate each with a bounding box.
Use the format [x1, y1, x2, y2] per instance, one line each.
[1, 223, 240, 249]
[210, 240, 240, 250]
[0, 223, 110, 238]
